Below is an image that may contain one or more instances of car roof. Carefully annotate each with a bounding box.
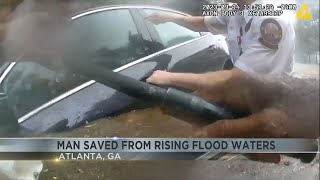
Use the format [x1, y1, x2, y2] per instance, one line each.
[71, 4, 190, 20]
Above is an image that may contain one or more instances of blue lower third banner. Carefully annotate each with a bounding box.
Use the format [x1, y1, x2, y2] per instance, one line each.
[0, 138, 318, 160]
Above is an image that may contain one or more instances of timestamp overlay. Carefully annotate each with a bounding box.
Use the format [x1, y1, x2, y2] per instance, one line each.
[202, 3, 297, 17]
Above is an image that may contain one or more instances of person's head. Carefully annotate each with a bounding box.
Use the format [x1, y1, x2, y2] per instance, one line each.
[0, 0, 24, 44]
[0, 0, 24, 21]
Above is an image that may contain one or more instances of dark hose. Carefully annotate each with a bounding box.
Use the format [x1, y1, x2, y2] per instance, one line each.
[69, 60, 237, 120]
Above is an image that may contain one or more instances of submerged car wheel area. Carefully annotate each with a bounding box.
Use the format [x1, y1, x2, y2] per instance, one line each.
[0, 5, 231, 134]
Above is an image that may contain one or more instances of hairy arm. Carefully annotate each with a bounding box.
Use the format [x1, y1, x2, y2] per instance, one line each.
[147, 14, 209, 32]
[148, 69, 243, 90]
[147, 69, 247, 106]
[172, 16, 208, 32]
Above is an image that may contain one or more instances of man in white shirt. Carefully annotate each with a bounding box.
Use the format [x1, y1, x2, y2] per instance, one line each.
[147, 0, 295, 75]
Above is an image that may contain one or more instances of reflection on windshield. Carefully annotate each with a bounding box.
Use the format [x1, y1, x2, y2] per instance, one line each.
[69, 9, 146, 70]
[1, 61, 86, 118]
[143, 9, 201, 48]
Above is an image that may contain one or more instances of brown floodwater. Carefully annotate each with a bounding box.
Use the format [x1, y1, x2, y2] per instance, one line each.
[38, 67, 319, 180]
[38, 107, 319, 180]
[50, 107, 202, 138]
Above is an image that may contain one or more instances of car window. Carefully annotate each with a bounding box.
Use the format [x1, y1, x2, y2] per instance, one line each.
[1, 62, 87, 118]
[0, 9, 146, 119]
[143, 9, 201, 48]
[70, 9, 145, 70]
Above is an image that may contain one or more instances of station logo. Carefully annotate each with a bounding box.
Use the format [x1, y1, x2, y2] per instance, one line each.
[296, 3, 313, 19]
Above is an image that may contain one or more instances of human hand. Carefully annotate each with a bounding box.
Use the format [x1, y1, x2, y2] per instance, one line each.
[146, 70, 173, 86]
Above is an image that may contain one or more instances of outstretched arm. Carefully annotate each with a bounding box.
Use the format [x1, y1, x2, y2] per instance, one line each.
[146, 14, 208, 32]
[146, 69, 245, 105]
[146, 69, 243, 90]
[146, 12, 229, 34]
[147, 69, 319, 163]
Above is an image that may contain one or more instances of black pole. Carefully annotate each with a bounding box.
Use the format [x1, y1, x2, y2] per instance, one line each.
[69, 60, 236, 120]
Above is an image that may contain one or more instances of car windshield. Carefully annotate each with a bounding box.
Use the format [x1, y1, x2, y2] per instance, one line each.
[0, 61, 87, 119]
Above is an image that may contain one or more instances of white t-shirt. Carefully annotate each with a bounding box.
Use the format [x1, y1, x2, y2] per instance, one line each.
[204, 2, 295, 75]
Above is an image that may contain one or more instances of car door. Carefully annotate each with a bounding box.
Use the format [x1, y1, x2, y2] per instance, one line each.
[4, 7, 153, 133]
[8, 6, 230, 133]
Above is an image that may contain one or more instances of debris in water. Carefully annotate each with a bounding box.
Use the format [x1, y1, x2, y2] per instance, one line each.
[85, 124, 95, 128]
[284, 161, 290, 166]
[226, 154, 239, 161]
[77, 169, 84, 173]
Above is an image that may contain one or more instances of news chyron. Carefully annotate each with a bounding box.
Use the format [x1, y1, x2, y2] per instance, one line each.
[0, 138, 317, 161]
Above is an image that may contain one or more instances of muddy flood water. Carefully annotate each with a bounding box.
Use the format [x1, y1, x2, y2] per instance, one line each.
[37, 65, 319, 180]
[39, 107, 319, 180]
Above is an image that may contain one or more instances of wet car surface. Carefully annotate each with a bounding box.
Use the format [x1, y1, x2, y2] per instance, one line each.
[0, 5, 231, 134]
[0, 2, 319, 180]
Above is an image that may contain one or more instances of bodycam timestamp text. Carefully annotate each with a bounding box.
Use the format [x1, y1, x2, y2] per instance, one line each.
[202, 3, 297, 16]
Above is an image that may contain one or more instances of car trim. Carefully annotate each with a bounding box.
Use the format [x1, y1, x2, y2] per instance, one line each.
[71, 5, 189, 20]
[0, 62, 16, 84]
[113, 34, 210, 72]
[0, 63, 10, 77]
[18, 33, 211, 124]
[17, 5, 211, 124]
[18, 80, 96, 123]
